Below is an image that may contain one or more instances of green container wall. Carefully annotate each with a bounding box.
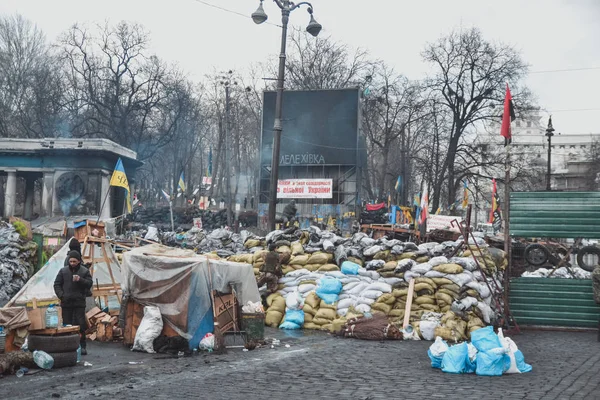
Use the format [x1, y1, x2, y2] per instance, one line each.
[510, 191, 600, 238]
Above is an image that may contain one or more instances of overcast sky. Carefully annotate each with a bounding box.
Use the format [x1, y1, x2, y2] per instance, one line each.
[2, 0, 599, 135]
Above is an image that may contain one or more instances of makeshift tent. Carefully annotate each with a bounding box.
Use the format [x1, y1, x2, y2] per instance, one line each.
[7, 238, 122, 307]
[121, 244, 260, 349]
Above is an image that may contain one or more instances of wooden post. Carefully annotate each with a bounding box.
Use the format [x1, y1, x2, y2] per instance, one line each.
[403, 279, 415, 329]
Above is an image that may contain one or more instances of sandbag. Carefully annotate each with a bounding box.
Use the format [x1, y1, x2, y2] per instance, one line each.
[265, 310, 284, 327]
[291, 242, 304, 255]
[371, 302, 392, 314]
[431, 277, 454, 286]
[388, 309, 404, 317]
[315, 308, 336, 320]
[365, 282, 392, 293]
[392, 288, 408, 297]
[305, 292, 321, 309]
[266, 293, 282, 307]
[304, 322, 321, 330]
[308, 252, 333, 265]
[319, 300, 337, 310]
[290, 254, 309, 265]
[433, 263, 464, 274]
[414, 296, 436, 305]
[415, 277, 438, 289]
[312, 317, 332, 326]
[132, 306, 163, 353]
[304, 312, 314, 323]
[377, 293, 396, 305]
[303, 303, 317, 316]
[318, 264, 340, 272]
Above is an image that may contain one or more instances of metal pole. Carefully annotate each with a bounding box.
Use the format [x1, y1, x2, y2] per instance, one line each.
[503, 141, 512, 327]
[546, 134, 552, 191]
[225, 84, 233, 227]
[169, 200, 175, 232]
[268, 7, 290, 231]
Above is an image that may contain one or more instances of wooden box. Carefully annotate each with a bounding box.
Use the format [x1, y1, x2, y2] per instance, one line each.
[74, 220, 106, 242]
[213, 291, 238, 333]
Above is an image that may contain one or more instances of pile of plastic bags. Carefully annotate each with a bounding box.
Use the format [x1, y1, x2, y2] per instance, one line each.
[428, 326, 532, 376]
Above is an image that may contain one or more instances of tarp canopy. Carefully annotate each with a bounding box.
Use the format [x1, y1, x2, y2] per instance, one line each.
[7, 238, 122, 306]
[121, 244, 260, 343]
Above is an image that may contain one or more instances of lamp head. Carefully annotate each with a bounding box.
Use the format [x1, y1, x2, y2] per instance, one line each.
[305, 8, 322, 37]
[252, 1, 268, 25]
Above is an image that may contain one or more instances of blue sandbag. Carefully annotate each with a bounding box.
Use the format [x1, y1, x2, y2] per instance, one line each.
[475, 350, 505, 376]
[341, 261, 360, 275]
[515, 350, 532, 373]
[465, 355, 477, 374]
[318, 293, 339, 305]
[279, 321, 301, 330]
[283, 309, 305, 327]
[441, 342, 469, 374]
[470, 326, 502, 352]
[427, 349, 443, 369]
[316, 278, 342, 304]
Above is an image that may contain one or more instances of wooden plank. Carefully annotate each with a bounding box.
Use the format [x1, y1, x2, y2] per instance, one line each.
[30, 325, 80, 335]
[403, 279, 415, 329]
[123, 300, 135, 346]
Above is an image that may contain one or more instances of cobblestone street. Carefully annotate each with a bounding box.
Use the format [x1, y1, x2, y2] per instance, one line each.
[1, 329, 598, 400]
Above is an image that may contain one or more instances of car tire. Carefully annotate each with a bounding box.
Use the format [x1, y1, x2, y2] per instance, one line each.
[48, 350, 78, 368]
[576, 246, 600, 272]
[524, 243, 550, 266]
[28, 334, 80, 353]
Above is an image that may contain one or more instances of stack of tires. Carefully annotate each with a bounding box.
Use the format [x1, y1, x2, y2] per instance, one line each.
[27, 334, 79, 368]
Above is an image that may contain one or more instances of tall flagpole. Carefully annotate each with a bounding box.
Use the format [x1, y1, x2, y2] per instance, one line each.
[503, 81, 512, 329]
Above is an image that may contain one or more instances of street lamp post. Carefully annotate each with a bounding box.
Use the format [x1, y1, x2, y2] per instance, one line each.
[221, 71, 236, 227]
[545, 116, 555, 191]
[252, 0, 322, 230]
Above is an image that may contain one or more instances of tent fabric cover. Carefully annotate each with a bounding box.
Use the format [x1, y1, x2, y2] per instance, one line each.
[121, 244, 260, 344]
[0, 307, 31, 330]
[7, 238, 122, 306]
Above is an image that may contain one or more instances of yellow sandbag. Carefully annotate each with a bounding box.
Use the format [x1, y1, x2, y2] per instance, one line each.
[253, 268, 259, 275]
[416, 256, 430, 263]
[465, 289, 480, 298]
[393, 301, 406, 310]
[282, 266, 294, 275]
[289, 254, 309, 265]
[414, 296, 436, 305]
[433, 263, 464, 274]
[321, 324, 334, 332]
[280, 252, 291, 265]
[373, 250, 390, 260]
[434, 326, 460, 343]
[265, 311, 283, 328]
[414, 283, 435, 295]
[415, 277, 438, 289]
[315, 308, 336, 320]
[435, 292, 455, 307]
[346, 311, 363, 319]
[266, 293, 282, 306]
[392, 288, 408, 297]
[304, 312, 314, 323]
[244, 239, 261, 248]
[347, 257, 363, 266]
[299, 280, 317, 286]
[398, 252, 416, 260]
[419, 304, 441, 312]
[307, 252, 332, 265]
[277, 245, 292, 254]
[303, 303, 317, 316]
[291, 242, 304, 255]
[467, 315, 484, 329]
[290, 264, 304, 270]
[469, 325, 484, 334]
[318, 264, 340, 272]
[253, 261, 264, 270]
[304, 264, 320, 272]
[312, 317, 332, 326]
[440, 283, 461, 293]
[319, 300, 336, 310]
[388, 309, 405, 317]
[382, 261, 398, 272]
[438, 288, 459, 299]
[270, 296, 286, 313]
[371, 302, 392, 314]
[377, 293, 396, 305]
[381, 271, 396, 278]
[445, 319, 468, 340]
[305, 292, 320, 309]
[441, 311, 457, 324]
[304, 322, 321, 330]
[331, 318, 347, 332]
[431, 277, 454, 286]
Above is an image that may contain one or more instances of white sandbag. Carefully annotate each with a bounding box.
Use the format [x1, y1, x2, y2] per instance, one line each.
[446, 271, 474, 287]
[358, 269, 379, 280]
[360, 237, 376, 247]
[323, 239, 335, 252]
[337, 298, 354, 309]
[132, 306, 163, 353]
[363, 245, 383, 257]
[356, 297, 376, 305]
[337, 308, 349, 317]
[340, 277, 361, 285]
[361, 290, 384, 299]
[404, 270, 422, 282]
[429, 256, 448, 267]
[466, 281, 491, 298]
[420, 320, 440, 341]
[347, 283, 368, 295]
[365, 282, 392, 293]
[285, 269, 311, 278]
[424, 270, 446, 278]
[324, 271, 346, 279]
[298, 284, 316, 293]
[343, 282, 362, 291]
[355, 304, 371, 314]
[477, 301, 494, 324]
[285, 291, 305, 310]
[412, 262, 433, 275]
[381, 277, 403, 285]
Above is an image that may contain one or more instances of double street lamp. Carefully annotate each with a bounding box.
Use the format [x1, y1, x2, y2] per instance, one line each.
[545, 116, 555, 191]
[252, 0, 322, 230]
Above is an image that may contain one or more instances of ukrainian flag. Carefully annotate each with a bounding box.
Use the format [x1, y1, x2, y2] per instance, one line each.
[110, 158, 131, 213]
[178, 171, 186, 193]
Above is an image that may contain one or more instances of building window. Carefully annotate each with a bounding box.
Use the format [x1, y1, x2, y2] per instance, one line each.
[560, 145, 565, 149]
[581, 145, 587, 149]
[527, 121, 532, 127]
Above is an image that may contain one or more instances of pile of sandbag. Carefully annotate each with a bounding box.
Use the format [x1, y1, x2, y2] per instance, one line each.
[428, 326, 532, 376]
[0, 221, 37, 306]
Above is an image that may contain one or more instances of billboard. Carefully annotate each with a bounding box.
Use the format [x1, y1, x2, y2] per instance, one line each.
[277, 179, 333, 199]
[261, 89, 360, 166]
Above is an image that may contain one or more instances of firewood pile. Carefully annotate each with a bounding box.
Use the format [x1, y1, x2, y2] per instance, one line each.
[85, 307, 122, 342]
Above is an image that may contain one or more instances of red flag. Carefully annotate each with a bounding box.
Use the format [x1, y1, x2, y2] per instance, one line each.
[500, 83, 516, 145]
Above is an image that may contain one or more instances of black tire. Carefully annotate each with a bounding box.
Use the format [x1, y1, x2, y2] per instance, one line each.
[28, 334, 80, 353]
[576, 246, 600, 272]
[524, 243, 550, 266]
[47, 350, 78, 369]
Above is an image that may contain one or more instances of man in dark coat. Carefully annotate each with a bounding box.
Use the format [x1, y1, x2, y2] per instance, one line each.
[54, 250, 93, 354]
[256, 243, 282, 295]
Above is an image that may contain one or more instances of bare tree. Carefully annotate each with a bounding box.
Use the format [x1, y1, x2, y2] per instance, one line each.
[422, 27, 531, 206]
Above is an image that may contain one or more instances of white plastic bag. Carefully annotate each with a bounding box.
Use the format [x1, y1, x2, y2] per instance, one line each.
[285, 291, 305, 310]
[419, 320, 440, 341]
[430, 336, 449, 357]
[132, 306, 163, 353]
[144, 226, 159, 241]
[199, 333, 215, 351]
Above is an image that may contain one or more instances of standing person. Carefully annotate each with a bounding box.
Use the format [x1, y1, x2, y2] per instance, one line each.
[244, 197, 248, 209]
[250, 196, 254, 209]
[256, 243, 281, 295]
[54, 250, 93, 355]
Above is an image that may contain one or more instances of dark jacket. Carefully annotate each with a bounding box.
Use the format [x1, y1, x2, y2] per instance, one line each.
[54, 264, 93, 308]
[260, 251, 282, 276]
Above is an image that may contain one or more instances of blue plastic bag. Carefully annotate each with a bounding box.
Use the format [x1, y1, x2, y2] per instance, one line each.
[441, 342, 469, 374]
[428, 349, 444, 369]
[283, 309, 305, 327]
[470, 326, 501, 352]
[341, 261, 360, 275]
[279, 321, 301, 330]
[316, 278, 343, 304]
[515, 350, 532, 373]
[475, 350, 505, 376]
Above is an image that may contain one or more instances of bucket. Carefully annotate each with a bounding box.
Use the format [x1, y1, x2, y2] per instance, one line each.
[241, 313, 265, 342]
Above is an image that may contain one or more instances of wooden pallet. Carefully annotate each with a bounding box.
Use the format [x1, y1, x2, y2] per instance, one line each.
[29, 325, 80, 336]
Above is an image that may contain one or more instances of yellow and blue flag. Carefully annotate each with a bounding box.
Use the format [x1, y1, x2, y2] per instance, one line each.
[462, 180, 469, 209]
[394, 176, 402, 192]
[110, 158, 131, 213]
[178, 171, 186, 193]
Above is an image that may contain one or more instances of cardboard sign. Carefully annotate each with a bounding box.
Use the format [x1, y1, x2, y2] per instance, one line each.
[426, 215, 463, 232]
[277, 179, 333, 199]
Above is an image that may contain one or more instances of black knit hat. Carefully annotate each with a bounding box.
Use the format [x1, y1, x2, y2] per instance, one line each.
[67, 250, 82, 262]
[69, 238, 81, 252]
